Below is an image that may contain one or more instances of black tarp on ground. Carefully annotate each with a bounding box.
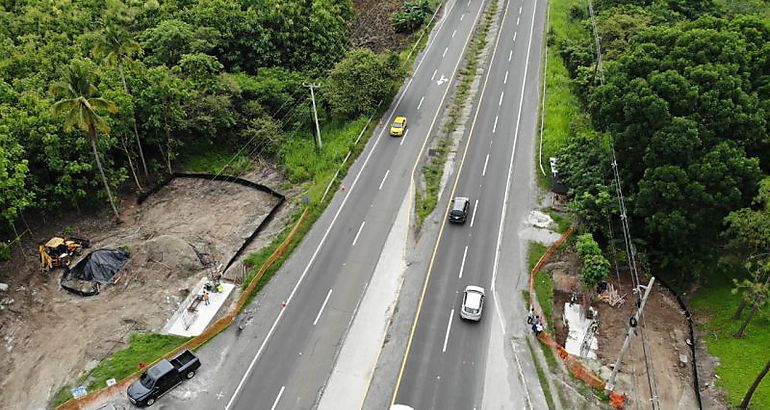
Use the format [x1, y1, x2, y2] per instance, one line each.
[60, 249, 129, 296]
[66, 249, 129, 283]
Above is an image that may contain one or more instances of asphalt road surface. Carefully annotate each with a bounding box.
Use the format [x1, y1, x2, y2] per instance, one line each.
[392, 0, 547, 407]
[179, 0, 492, 409]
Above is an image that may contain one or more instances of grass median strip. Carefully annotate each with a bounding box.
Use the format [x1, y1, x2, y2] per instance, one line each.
[415, 0, 499, 229]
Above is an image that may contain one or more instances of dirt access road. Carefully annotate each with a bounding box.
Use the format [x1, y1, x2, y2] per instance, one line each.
[0, 167, 296, 410]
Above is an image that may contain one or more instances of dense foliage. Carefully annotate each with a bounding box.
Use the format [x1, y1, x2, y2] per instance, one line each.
[392, 0, 434, 33]
[554, 0, 770, 283]
[0, 0, 415, 232]
[576, 233, 611, 289]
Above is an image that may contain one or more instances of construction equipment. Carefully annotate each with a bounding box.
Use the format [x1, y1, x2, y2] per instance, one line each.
[38, 236, 90, 271]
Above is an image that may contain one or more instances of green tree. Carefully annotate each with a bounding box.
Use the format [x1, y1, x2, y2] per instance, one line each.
[136, 66, 191, 173]
[93, 24, 149, 184]
[724, 177, 770, 322]
[325, 48, 404, 118]
[732, 258, 769, 338]
[140, 19, 215, 66]
[51, 60, 120, 220]
[0, 130, 33, 229]
[576, 233, 610, 290]
[239, 116, 284, 159]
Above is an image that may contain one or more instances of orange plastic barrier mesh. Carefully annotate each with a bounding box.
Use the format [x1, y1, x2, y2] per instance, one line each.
[529, 225, 626, 409]
[57, 207, 311, 410]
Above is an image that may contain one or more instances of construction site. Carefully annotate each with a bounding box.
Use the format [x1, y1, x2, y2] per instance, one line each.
[533, 239, 723, 409]
[0, 165, 298, 409]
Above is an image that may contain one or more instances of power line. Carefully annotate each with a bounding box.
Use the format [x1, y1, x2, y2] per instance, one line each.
[585, 0, 659, 404]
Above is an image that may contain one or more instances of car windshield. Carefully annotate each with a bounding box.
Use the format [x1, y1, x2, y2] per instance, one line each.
[392, 121, 404, 128]
[139, 372, 155, 389]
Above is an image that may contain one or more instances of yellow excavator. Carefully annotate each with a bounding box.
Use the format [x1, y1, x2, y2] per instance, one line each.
[39, 237, 90, 271]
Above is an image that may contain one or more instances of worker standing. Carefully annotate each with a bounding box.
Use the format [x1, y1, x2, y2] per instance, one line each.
[202, 290, 210, 306]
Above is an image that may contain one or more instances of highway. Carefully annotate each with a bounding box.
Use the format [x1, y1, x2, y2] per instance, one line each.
[180, 0, 494, 409]
[392, 0, 547, 407]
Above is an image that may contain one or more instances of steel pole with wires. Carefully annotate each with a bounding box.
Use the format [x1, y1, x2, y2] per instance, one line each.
[585, 0, 659, 405]
[304, 82, 323, 150]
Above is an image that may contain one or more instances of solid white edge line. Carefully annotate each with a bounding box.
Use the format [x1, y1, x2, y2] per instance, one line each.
[270, 386, 286, 410]
[470, 199, 479, 227]
[482, 153, 490, 177]
[492, 115, 499, 133]
[313, 289, 334, 326]
[459, 246, 468, 278]
[352, 220, 366, 246]
[442, 309, 455, 353]
[493, 290, 506, 334]
[378, 169, 390, 190]
[504, 70, 509, 84]
[491, 0, 538, 296]
[224, 0, 449, 400]
[417, 96, 425, 110]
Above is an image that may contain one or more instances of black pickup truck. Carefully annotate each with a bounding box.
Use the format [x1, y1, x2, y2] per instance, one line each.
[127, 349, 201, 407]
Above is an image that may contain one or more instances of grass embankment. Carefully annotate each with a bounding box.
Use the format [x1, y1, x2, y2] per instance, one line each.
[180, 146, 252, 175]
[526, 336, 556, 409]
[52, 334, 190, 408]
[414, 0, 498, 229]
[536, 0, 590, 189]
[529, 242, 554, 327]
[691, 268, 770, 409]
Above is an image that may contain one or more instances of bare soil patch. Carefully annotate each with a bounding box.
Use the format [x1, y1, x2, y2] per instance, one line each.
[543, 248, 697, 408]
[351, 0, 414, 53]
[0, 168, 293, 410]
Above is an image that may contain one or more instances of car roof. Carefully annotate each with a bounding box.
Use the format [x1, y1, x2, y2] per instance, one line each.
[452, 197, 468, 209]
[465, 291, 483, 309]
[394, 116, 406, 123]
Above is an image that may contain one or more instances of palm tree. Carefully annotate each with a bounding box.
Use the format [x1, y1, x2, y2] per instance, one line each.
[51, 60, 121, 221]
[93, 25, 149, 180]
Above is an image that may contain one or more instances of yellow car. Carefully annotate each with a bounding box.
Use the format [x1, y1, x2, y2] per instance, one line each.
[390, 116, 407, 137]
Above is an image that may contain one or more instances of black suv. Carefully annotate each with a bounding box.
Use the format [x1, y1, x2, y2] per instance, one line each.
[448, 196, 470, 223]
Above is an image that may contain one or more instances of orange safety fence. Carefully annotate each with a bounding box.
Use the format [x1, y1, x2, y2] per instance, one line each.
[528, 225, 626, 409]
[57, 207, 311, 410]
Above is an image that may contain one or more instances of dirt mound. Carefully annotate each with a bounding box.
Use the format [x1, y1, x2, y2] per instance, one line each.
[125, 235, 204, 279]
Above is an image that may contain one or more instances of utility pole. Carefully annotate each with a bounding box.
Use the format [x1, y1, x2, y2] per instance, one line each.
[304, 82, 322, 150]
[606, 276, 656, 396]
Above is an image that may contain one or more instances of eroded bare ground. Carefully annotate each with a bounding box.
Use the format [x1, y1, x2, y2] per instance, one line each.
[544, 248, 699, 409]
[0, 165, 298, 410]
[352, 0, 413, 53]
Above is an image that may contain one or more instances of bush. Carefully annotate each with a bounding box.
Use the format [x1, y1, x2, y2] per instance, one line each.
[392, 0, 433, 33]
[0, 242, 9, 262]
[576, 233, 610, 289]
